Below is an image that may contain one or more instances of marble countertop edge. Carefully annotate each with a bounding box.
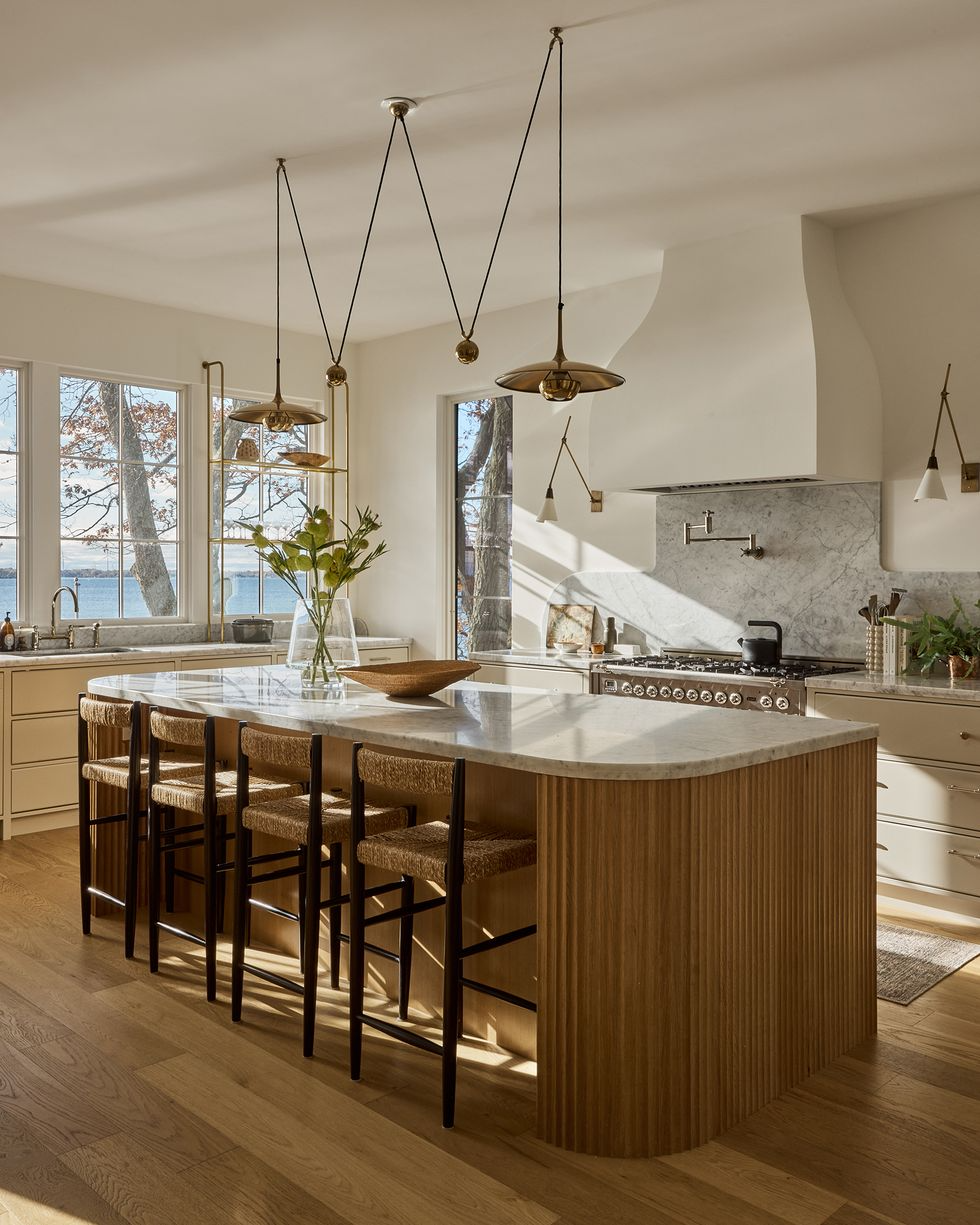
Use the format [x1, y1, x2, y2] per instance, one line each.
[806, 670, 980, 704]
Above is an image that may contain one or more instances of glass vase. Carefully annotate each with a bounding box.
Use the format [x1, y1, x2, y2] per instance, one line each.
[286, 596, 359, 696]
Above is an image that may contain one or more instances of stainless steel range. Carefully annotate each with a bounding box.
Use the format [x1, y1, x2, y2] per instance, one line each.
[591, 651, 860, 716]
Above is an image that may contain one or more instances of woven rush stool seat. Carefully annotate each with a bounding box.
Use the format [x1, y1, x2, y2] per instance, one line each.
[357, 820, 536, 884]
[152, 768, 302, 816]
[349, 744, 538, 1128]
[231, 724, 413, 1057]
[242, 793, 406, 845]
[82, 754, 201, 789]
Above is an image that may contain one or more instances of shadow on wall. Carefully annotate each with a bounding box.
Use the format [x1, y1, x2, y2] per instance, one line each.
[550, 483, 980, 660]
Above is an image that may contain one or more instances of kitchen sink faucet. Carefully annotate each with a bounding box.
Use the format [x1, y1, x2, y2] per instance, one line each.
[29, 579, 101, 650]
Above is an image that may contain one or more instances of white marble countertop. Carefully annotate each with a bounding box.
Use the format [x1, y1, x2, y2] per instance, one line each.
[88, 665, 876, 781]
[0, 636, 410, 669]
[471, 649, 605, 670]
[806, 669, 980, 705]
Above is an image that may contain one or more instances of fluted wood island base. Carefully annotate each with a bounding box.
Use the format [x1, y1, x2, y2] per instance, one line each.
[88, 668, 877, 1158]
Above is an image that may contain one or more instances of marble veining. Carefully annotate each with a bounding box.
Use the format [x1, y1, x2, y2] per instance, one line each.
[806, 670, 980, 705]
[552, 484, 980, 660]
[88, 665, 875, 782]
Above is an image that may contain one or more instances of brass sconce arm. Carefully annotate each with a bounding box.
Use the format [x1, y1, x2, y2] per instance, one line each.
[547, 417, 603, 511]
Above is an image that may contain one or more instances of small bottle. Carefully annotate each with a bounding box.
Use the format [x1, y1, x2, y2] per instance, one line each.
[604, 616, 618, 654]
[1, 611, 14, 652]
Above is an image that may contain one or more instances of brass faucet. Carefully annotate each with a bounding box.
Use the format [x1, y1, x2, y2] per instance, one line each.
[35, 580, 81, 649]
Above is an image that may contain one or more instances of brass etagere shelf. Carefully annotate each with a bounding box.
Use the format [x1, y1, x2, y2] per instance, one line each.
[203, 359, 349, 642]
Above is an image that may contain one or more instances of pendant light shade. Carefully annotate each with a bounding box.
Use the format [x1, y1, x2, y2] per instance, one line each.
[914, 455, 948, 502]
[230, 160, 326, 433]
[536, 489, 558, 522]
[496, 29, 624, 401]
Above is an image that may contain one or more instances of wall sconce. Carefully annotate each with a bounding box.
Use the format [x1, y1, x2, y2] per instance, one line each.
[914, 363, 980, 501]
[536, 416, 603, 522]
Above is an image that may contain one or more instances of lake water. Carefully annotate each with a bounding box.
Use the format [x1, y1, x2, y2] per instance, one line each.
[0, 574, 295, 620]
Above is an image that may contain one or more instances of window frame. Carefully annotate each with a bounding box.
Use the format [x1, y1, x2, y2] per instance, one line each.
[56, 365, 189, 625]
[0, 359, 24, 620]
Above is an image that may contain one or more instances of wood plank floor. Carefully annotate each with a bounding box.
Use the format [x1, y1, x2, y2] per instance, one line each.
[1, 828, 979, 1225]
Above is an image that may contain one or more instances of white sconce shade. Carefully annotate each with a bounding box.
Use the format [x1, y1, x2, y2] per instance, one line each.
[536, 490, 558, 523]
[914, 456, 947, 502]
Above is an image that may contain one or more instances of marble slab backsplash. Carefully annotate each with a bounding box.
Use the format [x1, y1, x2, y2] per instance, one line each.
[549, 483, 980, 660]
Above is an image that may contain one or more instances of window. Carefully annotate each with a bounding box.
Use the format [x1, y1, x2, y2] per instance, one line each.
[210, 395, 311, 617]
[59, 376, 180, 619]
[0, 366, 18, 617]
[454, 395, 513, 658]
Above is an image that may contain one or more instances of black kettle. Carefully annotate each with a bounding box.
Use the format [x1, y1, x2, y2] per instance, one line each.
[737, 620, 783, 666]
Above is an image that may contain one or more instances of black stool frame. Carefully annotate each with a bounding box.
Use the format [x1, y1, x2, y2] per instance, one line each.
[77, 694, 143, 959]
[348, 743, 537, 1128]
[147, 709, 229, 1001]
[230, 722, 415, 1058]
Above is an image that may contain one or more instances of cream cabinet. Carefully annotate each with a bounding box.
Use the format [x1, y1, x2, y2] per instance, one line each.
[474, 662, 589, 694]
[177, 653, 273, 671]
[273, 646, 410, 666]
[809, 687, 980, 914]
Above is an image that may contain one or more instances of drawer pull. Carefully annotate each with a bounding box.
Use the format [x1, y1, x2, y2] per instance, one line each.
[947, 848, 980, 861]
[947, 784, 980, 795]
[960, 731, 972, 740]
[876, 781, 887, 789]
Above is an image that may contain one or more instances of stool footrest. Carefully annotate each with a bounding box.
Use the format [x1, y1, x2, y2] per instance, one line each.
[240, 962, 304, 996]
[364, 895, 444, 928]
[250, 864, 304, 886]
[165, 837, 205, 855]
[359, 1013, 441, 1056]
[462, 924, 537, 959]
[156, 921, 206, 948]
[162, 822, 205, 838]
[171, 867, 205, 884]
[249, 848, 305, 867]
[87, 886, 125, 909]
[90, 812, 128, 828]
[459, 976, 536, 1012]
[248, 897, 300, 924]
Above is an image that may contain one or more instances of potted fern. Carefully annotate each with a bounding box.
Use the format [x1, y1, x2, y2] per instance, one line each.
[247, 505, 386, 693]
[883, 597, 980, 679]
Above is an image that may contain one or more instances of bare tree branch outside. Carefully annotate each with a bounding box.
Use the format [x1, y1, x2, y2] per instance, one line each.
[455, 396, 513, 657]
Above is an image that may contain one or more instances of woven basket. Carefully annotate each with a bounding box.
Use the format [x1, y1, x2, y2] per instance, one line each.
[340, 659, 479, 697]
[279, 451, 331, 469]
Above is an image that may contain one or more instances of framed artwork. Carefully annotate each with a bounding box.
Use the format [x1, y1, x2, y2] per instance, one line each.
[546, 603, 596, 648]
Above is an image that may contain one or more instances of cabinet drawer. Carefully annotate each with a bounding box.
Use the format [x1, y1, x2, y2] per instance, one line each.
[177, 654, 273, 671]
[877, 818, 980, 898]
[358, 647, 410, 664]
[475, 663, 588, 694]
[11, 660, 176, 716]
[11, 714, 77, 765]
[811, 691, 980, 768]
[876, 758, 980, 835]
[11, 761, 77, 814]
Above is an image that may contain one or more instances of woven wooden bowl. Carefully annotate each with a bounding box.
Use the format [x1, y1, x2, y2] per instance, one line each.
[278, 450, 331, 469]
[339, 659, 479, 697]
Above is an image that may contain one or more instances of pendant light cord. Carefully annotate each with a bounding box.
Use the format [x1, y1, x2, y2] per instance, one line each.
[398, 29, 560, 339]
[279, 117, 398, 366]
[556, 31, 564, 310]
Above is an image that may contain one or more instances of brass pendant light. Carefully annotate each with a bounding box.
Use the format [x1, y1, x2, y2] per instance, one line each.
[496, 29, 624, 402]
[230, 160, 326, 432]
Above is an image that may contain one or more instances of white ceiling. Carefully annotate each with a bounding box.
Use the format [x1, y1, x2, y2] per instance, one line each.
[4, 0, 980, 343]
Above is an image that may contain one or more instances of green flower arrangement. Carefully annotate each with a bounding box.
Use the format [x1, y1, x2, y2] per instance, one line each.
[246, 504, 386, 686]
[882, 596, 980, 678]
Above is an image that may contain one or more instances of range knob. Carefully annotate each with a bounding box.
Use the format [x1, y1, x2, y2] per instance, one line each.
[700, 689, 713, 703]
[620, 682, 634, 696]
[672, 687, 685, 700]
[686, 688, 699, 702]
[775, 696, 791, 711]
[728, 692, 743, 706]
[645, 685, 659, 697]
[659, 685, 672, 698]
[759, 694, 774, 709]
[714, 691, 728, 705]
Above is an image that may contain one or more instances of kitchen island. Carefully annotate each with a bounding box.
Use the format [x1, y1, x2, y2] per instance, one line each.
[89, 665, 878, 1157]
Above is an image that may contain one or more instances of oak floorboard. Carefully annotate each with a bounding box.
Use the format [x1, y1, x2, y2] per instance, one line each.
[181, 1146, 353, 1225]
[59, 1132, 240, 1225]
[0, 1157, 129, 1225]
[140, 1053, 556, 1225]
[0, 983, 73, 1052]
[21, 1033, 235, 1172]
[824, 1207, 907, 1225]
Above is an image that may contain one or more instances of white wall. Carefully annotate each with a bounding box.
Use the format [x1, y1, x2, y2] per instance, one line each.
[835, 194, 980, 572]
[350, 276, 659, 656]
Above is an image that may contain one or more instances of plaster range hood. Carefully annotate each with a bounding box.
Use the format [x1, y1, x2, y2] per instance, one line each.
[590, 217, 882, 494]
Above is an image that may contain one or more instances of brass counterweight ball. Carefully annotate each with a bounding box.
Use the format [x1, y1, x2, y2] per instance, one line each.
[455, 336, 480, 365]
[326, 363, 347, 387]
[539, 370, 580, 402]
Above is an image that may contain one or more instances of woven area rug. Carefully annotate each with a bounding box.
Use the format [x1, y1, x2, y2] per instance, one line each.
[877, 920, 980, 1004]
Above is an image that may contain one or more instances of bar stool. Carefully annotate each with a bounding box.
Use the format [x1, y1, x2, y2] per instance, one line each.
[231, 723, 413, 1057]
[348, 744, 537, 1127]
[77, 695, 200, 958]
[147, 709, 303, 1001]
